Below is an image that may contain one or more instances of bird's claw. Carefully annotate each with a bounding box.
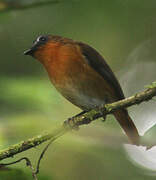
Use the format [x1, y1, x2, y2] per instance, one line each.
[95, 105, 106, 122]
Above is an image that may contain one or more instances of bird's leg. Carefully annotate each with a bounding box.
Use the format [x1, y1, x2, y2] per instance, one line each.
[94, 104, 107, 122]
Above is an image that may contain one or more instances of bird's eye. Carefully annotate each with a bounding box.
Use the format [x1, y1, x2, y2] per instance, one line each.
[32, 35, 48, 45]
[38, 36, 47, 42]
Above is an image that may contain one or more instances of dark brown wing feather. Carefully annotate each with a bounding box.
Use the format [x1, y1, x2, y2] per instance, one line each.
[77, 42, 125, 100]
[77, 42, 140, 145]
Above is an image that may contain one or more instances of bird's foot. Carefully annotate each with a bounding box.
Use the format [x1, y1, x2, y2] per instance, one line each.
[94, 104, 107, 122]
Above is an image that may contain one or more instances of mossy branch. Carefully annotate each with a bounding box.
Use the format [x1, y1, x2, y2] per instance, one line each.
[0, 82, 156, 161]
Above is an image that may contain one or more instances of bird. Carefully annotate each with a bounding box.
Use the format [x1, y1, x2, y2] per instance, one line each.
[24, 35, 140, 145]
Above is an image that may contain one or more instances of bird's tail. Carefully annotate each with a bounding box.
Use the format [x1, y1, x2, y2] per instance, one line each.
[113, 109, 140, 145]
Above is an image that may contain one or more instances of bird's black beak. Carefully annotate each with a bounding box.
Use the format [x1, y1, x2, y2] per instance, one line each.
[23, 48, 34, 56]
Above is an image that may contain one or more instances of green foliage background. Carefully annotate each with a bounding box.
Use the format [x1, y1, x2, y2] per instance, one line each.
[0, 0, 156, 179]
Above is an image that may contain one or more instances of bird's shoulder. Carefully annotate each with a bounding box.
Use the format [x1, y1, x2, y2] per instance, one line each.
[76, 41, 125, 100]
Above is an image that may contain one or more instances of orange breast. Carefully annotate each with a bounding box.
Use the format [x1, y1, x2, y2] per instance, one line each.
[37, 42, 116, 110]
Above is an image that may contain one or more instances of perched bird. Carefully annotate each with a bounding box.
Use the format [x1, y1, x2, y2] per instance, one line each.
[24, 35, 140, 145]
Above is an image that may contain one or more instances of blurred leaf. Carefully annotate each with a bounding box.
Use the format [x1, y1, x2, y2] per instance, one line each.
[0, 0, 62, 11]
[0, 167, 53, 180]
[0, 77, 61, 115]
[0, 168, 28, 180]
[0, 2, 7, 11]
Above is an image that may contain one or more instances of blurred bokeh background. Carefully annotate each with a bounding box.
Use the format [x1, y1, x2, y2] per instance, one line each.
[1, 0, 156, 179]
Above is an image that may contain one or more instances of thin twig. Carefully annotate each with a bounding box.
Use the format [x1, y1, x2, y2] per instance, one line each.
[35, 124, 68, 174]
[0, 126, 66, 178]
[0, 157, 38, 180]
[35, 139, 53, 174]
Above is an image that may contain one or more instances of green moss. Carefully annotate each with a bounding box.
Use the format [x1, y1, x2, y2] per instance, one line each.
[105, 104, 114, 112]
[85, 110, 97, 120]
[145, 81, 156, 89]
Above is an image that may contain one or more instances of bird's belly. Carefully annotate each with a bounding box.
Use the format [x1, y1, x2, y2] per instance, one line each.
[56, 84, 107, 111]
[69, 92, 106, 110]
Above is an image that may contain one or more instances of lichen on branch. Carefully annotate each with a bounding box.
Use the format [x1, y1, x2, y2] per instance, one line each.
[0, 81, 156, 161]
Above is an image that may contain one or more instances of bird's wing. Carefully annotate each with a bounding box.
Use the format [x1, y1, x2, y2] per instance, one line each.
[77, 42, 125, 100]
